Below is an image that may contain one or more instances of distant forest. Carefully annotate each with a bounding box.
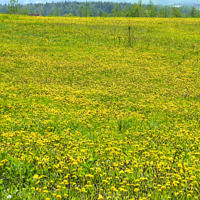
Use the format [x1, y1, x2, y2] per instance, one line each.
[0, 0, 200, 17]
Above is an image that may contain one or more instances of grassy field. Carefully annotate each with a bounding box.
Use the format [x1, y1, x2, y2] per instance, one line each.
[0, 14, 200, 200]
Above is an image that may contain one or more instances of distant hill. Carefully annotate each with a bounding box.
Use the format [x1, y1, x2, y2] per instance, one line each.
[0, 0, 198, 6]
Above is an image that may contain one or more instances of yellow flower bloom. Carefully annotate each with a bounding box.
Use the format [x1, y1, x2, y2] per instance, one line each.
[33, 174, 39, 179]
[57, 195, 62, 199]
[134, 188, 140, 192]
[98, 194, 104, 200]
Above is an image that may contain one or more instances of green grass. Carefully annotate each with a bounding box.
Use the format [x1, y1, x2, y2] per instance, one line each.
[0, 14, 200, 200]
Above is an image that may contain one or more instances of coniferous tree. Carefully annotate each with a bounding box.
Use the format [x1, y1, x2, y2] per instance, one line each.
[148, 0, 157, 17]
[78, 4, 93, 17]
[49, 7, 55, 16]
[138, 0, 144, 17]
[129, 3, 140, 17]
[79, 6, 84, 17]
[190, 6, 196, 17]
[39, 8, 44, 15]
[171, 7, 183, 18]
[110, 4, 122, 17]
[55, 7, 60, 16]
[158, 6, 170, 17]
[20, 5, 30, 15]
[196, 9, 200, 17]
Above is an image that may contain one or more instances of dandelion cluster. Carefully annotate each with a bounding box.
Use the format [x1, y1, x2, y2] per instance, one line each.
[0, 15, 200, 199]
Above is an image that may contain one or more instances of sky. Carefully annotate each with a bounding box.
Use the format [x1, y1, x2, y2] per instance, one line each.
[0, 0, 198, 5]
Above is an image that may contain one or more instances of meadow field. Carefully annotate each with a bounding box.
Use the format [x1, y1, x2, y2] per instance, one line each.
[0, 15, 200, 199]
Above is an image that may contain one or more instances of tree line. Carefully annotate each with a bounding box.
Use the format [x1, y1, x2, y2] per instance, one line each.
[1, 0, 200, 18]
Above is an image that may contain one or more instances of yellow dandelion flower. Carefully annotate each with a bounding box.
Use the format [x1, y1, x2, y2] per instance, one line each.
[98, 194, 104, 200]
[134, 188, 140, 192]
[33, 174, 39, 179]
[56, 195, 62, 199]
[36, 180, 40, 184]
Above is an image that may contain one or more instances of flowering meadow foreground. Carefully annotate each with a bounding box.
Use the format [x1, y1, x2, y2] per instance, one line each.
[0, 15, 200, 199]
